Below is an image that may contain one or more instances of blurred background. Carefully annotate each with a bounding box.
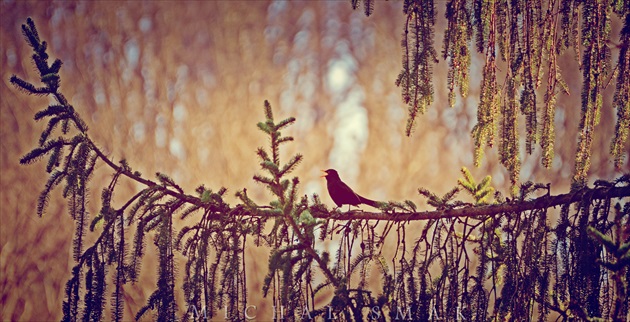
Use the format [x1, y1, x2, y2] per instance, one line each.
[1, 0, 627, 320]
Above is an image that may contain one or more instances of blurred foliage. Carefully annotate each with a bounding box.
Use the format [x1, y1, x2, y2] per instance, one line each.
[2, 1, 629, 321]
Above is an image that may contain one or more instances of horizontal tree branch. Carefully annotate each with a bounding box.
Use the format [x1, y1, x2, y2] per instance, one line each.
[318, 184, 630, 221]
[90, 134, 629, 222]
[89, 131, 628, 222]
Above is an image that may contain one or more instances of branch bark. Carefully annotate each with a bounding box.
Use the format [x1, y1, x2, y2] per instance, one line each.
[318, 184, 630, 221]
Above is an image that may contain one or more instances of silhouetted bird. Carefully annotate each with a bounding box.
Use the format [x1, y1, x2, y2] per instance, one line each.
[321, 169, 379, 210]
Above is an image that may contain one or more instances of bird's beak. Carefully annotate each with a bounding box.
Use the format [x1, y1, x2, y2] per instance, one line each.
[321, 170, 328, 178]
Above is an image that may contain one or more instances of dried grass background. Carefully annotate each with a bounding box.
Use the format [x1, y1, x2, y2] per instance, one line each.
[1, 1, 626, 320]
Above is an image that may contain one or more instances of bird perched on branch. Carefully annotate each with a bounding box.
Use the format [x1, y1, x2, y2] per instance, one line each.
[321, 169, 379, 210]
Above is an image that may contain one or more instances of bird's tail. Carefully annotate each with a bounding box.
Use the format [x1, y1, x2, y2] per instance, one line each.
[358, 195, 380, 209]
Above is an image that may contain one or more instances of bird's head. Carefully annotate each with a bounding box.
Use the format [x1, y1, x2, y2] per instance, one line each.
[321, 169, 340, 180]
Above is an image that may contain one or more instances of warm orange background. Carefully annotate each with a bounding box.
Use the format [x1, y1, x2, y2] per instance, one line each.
[1, 1, 626, 321]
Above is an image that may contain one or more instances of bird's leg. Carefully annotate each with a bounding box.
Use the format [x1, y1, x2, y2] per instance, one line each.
[347, 205, 366, 212]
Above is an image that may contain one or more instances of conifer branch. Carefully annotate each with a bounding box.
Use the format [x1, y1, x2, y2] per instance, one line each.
[313, 183, 630, 222]
[610, 10, 630, 169]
